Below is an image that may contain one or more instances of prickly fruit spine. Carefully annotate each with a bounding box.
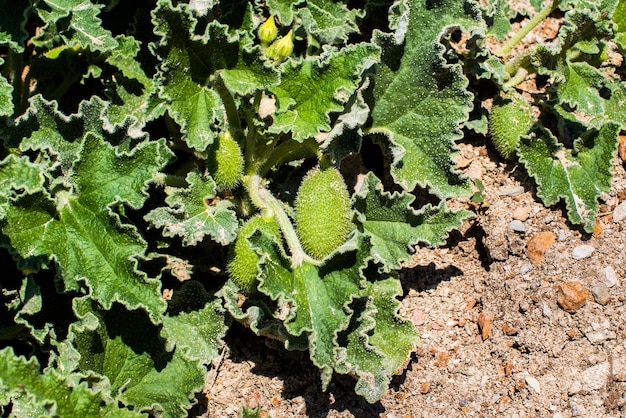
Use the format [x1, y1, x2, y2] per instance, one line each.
[208, 131, 243, 189]
[228, 214, 281, 293]
[488, 95, 534, 159]
[295, 167, 351, 260]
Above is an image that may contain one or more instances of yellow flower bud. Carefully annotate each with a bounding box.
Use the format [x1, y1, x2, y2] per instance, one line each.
[258, 16, 278, 46]
[265, 29, 294, 61]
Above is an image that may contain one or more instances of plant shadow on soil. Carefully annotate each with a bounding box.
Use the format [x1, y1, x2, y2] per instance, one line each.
[197, 320, 387, 417]
[196, 259, 474, 417]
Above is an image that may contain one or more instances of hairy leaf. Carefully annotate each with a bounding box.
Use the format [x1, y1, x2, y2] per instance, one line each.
[145, 170, 239, 246]
[370, 0, 484, 197]
[518, 124, 620, 232]
[269, 43, 380, 141]
[71, 300, 206, 418]
[0, 347, 142, 417]
[353, 173, 473, 272]
[2, 132, 173, 322]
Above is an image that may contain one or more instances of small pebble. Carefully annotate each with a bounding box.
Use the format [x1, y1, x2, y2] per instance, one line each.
[520, 263, 533, 274]
[602, 266, 620, 288]
[477, 312, 492, 340]
[499, 185, 524, 197]
[572, 245, 595, 260]
[591, 282, 610, 305]
[570, 401, 585, 417]
[508, 220, 527, 233]
[556, 281, 588, 312]
[512, 206, 531, 221]
[613, 200, 626, 223]
[525, 375, 541, 394]
[527, 231, 556, 264]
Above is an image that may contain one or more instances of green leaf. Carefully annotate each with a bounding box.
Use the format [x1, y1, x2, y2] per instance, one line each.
[485, 0, 514, 40]
[153, 1, 279, 150]
[518, 123, 620, 232]
[0, 57, 13, 116]
[0, 347, 142, 417]
[0, 0, 31, 50]
[259, 254, 360, 389]
[35, 0, 118, 52]
[162, 297, 228, 363]
[338, 277, 418, 403]
[2, 133, 173, 322]
[353, 173, 473, 272]
[71, 299, 206, 418]
[0, 155, 45, 218]
[269, 43, 380, 141]
[370, 0, 484, 198]
[298, 0, 362, 45]
[145, 170, 239, 246]
[615, 0, 626, 48]
[265, 0, 298, 26]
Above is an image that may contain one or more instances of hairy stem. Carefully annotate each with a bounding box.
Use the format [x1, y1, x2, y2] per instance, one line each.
[247, 174, 318, 267]
[497, 0, 561, 56]
[259, 138, 318, 177]
[213, 75, 243, 140]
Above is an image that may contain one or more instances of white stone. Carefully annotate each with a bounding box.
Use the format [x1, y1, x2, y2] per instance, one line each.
[613, 200, 626, 223]
[508, 220, 527, 233]
[572, 245, 595, 260]
[582, 362, 609, 391]
[525, 375, 541, 394]
[603, 266, 620, 288]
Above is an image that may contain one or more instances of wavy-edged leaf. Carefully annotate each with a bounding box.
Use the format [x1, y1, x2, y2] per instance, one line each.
[370, 0, 484, 197]
[615, 0, 626, 48]
[2, 134, 173, 322]
[161, 280, 229, 363]
[298, 0, 362, 45]
[153, 1, 279, 150]
[145, 170, 239, 246]
[0, 347, 142, 417]
[0, 57, 12, 117]
[353, 172, 473, 272]
[0, 0, 31, 50]
[0, 155, 45, 218]
[518, 123, 620, 232]
[269, 43, 380, 141]
[71, 299, 206, 418]
[35, 0, 118, 52]
[259, 257, 360, 389]
[337, 276, 418, 403]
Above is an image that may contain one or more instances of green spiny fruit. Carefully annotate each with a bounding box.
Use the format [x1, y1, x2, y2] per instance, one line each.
[488, 95, 534, 159]
[208, 131, 243, 189]
[228, 214, 281, 293]
[295, 167, 351, 260]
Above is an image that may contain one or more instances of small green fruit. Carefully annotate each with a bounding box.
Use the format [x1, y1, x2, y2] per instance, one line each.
[208, 131, 243, 189]
[258, 16, 278, 46]
[228, 214, 281, 292]
[295, 167, 351, 260]
[265, 29, 294, 61]
[488, 95, 534, 159]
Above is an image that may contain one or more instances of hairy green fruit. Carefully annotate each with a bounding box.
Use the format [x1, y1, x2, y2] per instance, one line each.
[228, 215, 281, 292]
[208, 131, 243, 189]
[488, 95, 534, 159]
[295, 167, 351, 260]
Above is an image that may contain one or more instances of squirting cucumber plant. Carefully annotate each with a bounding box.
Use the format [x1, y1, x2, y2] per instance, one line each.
[0, 0, 625, 416]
